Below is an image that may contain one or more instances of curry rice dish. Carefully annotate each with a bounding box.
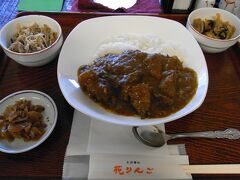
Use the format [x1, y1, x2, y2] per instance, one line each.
[78, 50, 197, 119]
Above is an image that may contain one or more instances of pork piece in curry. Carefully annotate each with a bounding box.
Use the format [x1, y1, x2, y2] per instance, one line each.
[78, 50, 197, 119]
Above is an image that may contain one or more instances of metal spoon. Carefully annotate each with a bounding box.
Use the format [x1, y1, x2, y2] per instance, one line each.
[132, 126, 240, 147]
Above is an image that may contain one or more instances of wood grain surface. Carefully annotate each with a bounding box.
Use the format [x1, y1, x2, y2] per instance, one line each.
[0, 12, 239, 179]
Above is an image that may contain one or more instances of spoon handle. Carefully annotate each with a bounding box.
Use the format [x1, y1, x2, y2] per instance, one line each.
[168, 128, 240, 140]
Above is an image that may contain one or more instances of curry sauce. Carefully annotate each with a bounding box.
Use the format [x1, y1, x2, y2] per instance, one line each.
[78, 50, 197, 119]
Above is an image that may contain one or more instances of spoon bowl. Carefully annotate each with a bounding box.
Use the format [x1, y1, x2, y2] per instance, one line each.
[132, 126, 167, 147]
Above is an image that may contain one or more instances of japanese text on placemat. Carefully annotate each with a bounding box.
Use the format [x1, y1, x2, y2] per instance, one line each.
[113, 160, 154, 176]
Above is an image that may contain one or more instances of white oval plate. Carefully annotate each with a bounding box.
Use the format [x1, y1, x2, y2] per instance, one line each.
[57, 16, 209, 126]
[0, 90, 58, 153]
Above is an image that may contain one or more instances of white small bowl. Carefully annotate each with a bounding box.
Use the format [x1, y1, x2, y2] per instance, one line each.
[0, 15, 63, 67]
[0, 90, 58, 153]
[187, 8, 240, 53]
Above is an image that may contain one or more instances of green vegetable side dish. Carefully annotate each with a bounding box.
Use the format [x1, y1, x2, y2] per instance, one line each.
[192, 13, 236, 40]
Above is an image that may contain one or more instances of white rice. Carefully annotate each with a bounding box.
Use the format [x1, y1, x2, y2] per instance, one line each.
[94, 34, 187, 63]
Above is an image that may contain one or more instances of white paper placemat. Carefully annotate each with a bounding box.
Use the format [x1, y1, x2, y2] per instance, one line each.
[65, 111, 91, 156]
[88, 118, 171, 155]
[63, 110, 192, 180]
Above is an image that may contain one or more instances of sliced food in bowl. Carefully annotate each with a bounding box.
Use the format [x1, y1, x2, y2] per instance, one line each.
[0, 90, 58, 153]
[9, 23, 58, 53]
[0, 15, 63, 67]
[0, 100, 47, 142]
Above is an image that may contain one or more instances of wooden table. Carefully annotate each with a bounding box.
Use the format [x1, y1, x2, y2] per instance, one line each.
[0, 12, 239, 179]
